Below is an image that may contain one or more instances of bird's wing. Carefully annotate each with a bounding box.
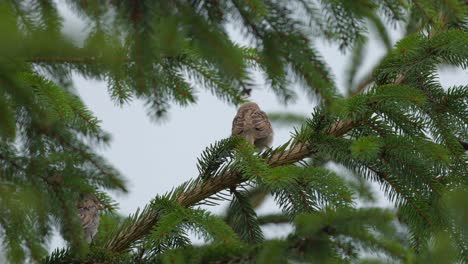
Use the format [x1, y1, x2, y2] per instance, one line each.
[78, 203, 98, 229]
[232, 109, 250, 135]
[251, 110, 273, 138]
[232, 117, 241, 135]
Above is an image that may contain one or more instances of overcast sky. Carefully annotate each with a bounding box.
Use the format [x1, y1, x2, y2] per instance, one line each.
[46, 2, 467, 251]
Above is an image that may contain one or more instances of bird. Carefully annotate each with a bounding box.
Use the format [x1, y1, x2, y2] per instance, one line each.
[77, 194, 104, 242]
[232, 102, 273, 151]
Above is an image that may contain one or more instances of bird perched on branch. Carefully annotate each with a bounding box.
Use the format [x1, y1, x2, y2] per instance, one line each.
[232, 102, 273, 151]
[77, 194, 104, 242]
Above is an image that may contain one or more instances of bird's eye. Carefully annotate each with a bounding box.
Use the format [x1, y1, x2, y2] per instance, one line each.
[255, 127, 263, 131]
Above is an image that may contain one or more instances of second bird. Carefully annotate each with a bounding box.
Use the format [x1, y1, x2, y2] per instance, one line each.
[232, 102, 273, 151]
[77, 194, 104, 242]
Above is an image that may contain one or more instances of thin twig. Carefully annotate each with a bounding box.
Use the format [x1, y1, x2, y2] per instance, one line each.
[26, 57, 102, 64]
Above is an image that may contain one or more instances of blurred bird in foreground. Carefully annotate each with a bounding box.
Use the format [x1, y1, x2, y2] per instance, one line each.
[232, 102, 273, 151]
[77, 194, 104, 242]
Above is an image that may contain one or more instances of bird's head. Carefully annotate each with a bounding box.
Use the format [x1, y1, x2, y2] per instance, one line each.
[238, 102, 260, 111]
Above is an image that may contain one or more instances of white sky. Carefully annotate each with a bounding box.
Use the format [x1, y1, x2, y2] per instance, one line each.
[45, 1, 467, 252]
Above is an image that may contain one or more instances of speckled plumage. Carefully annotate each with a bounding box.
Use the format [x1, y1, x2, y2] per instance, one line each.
[232, 102, 273, 151]
[77, 194, 103, 242]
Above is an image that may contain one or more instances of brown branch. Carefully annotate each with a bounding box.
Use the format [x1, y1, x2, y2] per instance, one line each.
[350, 69, 406, 97]
[350, 72, 373, 97]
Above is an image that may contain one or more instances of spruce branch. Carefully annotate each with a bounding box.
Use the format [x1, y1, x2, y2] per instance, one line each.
[35, 126, 127, 192]
[347, 16, 432, 98]
[225, 189, 264, 243]
[366, 166, 434, 227]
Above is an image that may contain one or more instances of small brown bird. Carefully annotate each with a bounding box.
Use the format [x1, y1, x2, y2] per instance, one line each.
[77, 194, 104, 242]
[232, 102, 273, 151]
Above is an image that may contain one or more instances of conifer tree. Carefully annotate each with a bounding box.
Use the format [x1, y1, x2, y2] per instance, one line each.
[0, 1, 466, 263]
